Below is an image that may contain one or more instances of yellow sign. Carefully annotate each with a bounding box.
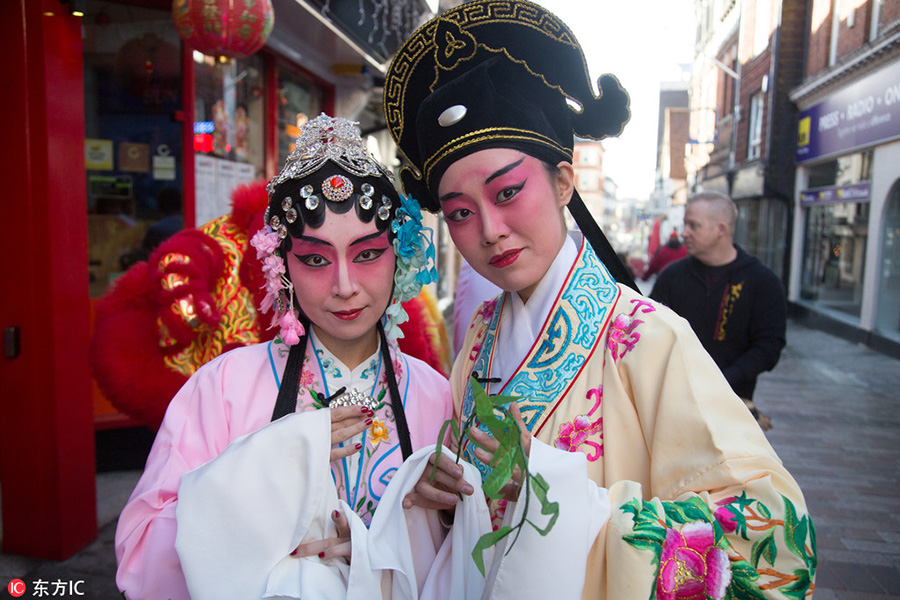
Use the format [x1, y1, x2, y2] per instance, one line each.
[797, 117, 811, 147]
[85, 138, 114, 170]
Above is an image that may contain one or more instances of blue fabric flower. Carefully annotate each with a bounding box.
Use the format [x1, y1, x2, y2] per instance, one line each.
[386, 194, 439, 340]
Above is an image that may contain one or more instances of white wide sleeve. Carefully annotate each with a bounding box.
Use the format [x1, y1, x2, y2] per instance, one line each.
[175, 409, 383, 600]
[483, 437, 610, 600]
[368, 445, 492, 600]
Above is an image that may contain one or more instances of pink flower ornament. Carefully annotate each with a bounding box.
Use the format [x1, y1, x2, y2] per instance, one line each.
[657, 522, 731, 600]
[280, 311, 304, 346]
[251, 225, 306, 345]
[251, 228, 280, 259]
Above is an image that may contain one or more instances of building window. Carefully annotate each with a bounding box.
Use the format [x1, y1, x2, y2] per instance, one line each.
[277, 68, 325, 166]
[800, 201, 869, 320]
[748, 92, 764, 159]
[829, 0, 840, 66]
[753, 0, 771, 56]
[871, 0, 885, 41]
[193, 52, 265, 226]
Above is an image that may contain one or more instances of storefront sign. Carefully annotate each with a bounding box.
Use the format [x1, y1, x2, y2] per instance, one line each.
[796, 60, 900, 163]
[85, 139, 113, 171]
[118, 142, 149, 173]
[800, 181, 871, 206]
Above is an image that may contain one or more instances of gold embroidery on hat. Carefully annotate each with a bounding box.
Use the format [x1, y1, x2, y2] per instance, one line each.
[422, 127, 573, 181]
[385, 0, 584, 168]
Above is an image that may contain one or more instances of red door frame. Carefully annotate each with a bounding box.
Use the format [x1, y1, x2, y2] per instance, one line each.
[0, 0, 98, 559]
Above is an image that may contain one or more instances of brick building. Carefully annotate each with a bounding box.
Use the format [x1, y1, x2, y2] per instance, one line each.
[687, 0, 808, 279]
[788, 0, 900, 353]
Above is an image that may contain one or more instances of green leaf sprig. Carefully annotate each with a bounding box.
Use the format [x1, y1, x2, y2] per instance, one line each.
[433, 376, 559, 575]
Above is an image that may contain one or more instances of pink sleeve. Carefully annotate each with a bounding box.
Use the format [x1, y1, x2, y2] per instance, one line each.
[114, 358, 232, 600]
[403, 355, 453, 451]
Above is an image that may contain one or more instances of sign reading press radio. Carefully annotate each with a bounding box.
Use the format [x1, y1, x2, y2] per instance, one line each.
[796, 59, 900, 163]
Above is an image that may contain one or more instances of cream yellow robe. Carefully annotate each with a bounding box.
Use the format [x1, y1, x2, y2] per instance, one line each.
[453, 234, 816, 600]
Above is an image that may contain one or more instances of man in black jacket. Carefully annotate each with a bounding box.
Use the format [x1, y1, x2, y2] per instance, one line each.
[650, 192, 785, 430]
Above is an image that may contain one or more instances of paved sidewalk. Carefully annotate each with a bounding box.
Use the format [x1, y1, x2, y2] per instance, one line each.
[2, 319, 899, 598]
[755, 322, 900, 598]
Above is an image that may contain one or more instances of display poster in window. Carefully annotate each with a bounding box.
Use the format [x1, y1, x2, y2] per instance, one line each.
[85, 139, 114, 171]
[194, 155, 256, 227]
[119, 142, 149, 173]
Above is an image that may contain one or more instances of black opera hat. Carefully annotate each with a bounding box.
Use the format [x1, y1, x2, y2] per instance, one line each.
[384, 0, 631, 212]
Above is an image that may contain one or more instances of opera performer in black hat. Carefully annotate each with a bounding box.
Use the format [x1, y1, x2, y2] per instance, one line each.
[386, 1, 816, 598]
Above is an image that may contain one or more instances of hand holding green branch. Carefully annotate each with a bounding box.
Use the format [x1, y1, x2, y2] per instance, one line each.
[433, 377, 560, 575]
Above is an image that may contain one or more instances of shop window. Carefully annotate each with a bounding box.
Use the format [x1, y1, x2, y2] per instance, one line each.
[83, 0, 184, 298]
[277, 69, 326, 166]
[807, 150, 873, 188]
[876, 180, 900, 340]
[193, 52, 265, 226]
[800, 201, 869, 319]
[735, 198, 787, 279]
[748, 92, 764, 160]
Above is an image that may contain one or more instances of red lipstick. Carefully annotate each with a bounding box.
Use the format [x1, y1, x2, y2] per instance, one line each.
[333, 308, 363, 321]
[489, 248, 522, 268]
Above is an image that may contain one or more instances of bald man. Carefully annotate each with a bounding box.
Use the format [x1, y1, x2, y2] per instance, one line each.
[650, 192, 785, 430]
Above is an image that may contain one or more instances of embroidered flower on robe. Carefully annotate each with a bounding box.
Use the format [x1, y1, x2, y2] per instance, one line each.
[714, 497, 740, 533]
[379, 355, 403, 385]
[298, 366, 315, 387]
[555, 415, 603, 460]
[657, 522, 731, 600]
[369, 418, 391, 446]
[474, 297, 498, 326]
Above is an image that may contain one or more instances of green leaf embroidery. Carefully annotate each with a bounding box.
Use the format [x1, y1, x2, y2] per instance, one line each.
[750, 528, 777, 568]
[782, 495, 803, 558]
[780, 568, 814, 599]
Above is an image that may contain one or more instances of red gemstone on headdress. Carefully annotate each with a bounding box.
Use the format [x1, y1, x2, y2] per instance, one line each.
[330, 176, 343, 188]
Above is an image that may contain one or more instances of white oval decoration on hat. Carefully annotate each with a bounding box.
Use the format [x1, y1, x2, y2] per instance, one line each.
[438, 104, 467, 127]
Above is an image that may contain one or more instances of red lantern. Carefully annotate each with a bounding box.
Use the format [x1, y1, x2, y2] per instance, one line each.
[172, 0, 275, 59]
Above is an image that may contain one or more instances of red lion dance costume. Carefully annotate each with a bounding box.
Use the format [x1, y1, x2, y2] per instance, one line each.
[90, 181, 450, 429]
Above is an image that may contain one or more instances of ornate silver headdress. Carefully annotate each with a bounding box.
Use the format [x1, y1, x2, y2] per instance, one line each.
[266, 113, 392, 193]
[253, 113, 438, 345]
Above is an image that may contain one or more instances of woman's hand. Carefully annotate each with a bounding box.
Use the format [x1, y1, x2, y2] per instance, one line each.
[291, 510, 352, 562]
[469, 403, 531, 502]
[328, 406, 373, 462]
[402, 451, 475, 511]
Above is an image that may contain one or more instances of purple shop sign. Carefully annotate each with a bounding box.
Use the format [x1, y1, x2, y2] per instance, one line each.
[796, 60, 900, 163]
[800, 181, 871, 206]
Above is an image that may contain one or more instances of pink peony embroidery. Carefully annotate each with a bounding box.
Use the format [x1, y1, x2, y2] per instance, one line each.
[473, 297, 498, 327]
[555, 415, 603, 460]
[554, 386, 604, 460]
[714, 497, 739, 533]
[657, 522, 732, 600]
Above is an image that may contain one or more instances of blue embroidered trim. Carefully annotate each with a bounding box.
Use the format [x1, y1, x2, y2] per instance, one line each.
[461, 240, 619, 480]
